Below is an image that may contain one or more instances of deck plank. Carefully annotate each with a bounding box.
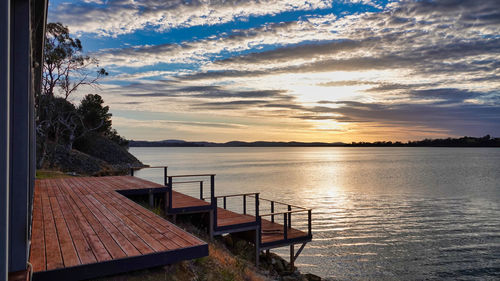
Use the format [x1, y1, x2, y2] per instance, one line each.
[30, 182, 45, 272]
[49, 196, 81, 267]
[41, 181, 64, 270]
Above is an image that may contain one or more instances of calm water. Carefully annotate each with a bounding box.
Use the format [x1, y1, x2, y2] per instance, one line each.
[130, 147, 500, 280]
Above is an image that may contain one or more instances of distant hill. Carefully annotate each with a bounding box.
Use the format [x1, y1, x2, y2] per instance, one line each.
[130, 135, 500, 147]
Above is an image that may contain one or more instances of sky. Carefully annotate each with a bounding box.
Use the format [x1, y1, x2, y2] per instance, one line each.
[47, 0, 500, 142]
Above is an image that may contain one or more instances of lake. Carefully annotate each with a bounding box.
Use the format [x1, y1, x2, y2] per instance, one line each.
[130, 147, 500, 280]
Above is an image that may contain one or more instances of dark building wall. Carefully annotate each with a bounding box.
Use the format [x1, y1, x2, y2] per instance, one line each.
[1, 0, 11, 279]
[10, 0, 32, 271]
[0, 0, 47, 277]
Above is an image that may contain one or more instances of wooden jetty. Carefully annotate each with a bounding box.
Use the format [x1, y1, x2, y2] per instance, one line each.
[30, 168, 312, 280]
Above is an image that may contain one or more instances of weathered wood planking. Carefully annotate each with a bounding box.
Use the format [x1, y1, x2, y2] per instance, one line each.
[29, 176, 207, 281]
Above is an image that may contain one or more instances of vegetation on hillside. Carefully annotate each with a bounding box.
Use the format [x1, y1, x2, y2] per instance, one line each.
[348, 135, 500, 147]
[36, 23, 140, 174]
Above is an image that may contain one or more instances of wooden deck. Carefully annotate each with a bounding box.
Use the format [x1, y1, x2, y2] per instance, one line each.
[30, 174, 311, 280]
[30, 176, 208, 281]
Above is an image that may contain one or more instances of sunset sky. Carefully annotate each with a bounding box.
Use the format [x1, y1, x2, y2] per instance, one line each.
[48, 0, 500, 142]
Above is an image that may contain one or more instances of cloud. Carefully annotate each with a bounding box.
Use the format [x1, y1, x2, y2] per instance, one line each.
[50, 0, 332, 36]
[193, 100, 270, 110]
[296, 100, 500, 136]
[58, 0, 500, 141]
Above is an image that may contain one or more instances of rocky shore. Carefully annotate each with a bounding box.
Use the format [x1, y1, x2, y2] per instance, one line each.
[40, 134, 145, 176]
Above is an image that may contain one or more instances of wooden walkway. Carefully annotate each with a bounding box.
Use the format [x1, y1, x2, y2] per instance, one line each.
[30, 174, 312, 280]
[30, 176, 208, 281]
[162, 174, 312, 250]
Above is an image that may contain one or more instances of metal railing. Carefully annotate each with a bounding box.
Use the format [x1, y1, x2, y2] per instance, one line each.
[129, 167, 312, 241]
[166, 174, 216, 212]
[130, 166, 168, 185]
[207, 192, 260, 224]
[254, 196, 312, 240]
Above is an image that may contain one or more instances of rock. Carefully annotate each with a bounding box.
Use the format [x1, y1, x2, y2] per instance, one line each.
[46, 143, 115, 176]
[233, 239, 253, 260]
[282, 275, 304, 281]
[222, 234, 233, 249]
[304, 273, 322, 281]
[273, 258, 285, 273]
[75, 133, 144, 171]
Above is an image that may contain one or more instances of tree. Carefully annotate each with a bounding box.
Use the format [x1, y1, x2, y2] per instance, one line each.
[77, 94, 112, 134]
[36, 23, 109, 168]
[42, 22, 108, 100]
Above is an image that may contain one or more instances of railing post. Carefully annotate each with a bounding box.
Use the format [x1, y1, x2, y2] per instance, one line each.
[130, 168, 134, 176]
[243, 194, 247, 214]
[199, 181, 203, 200]
[255, 193, 259, 220]
[223, 196, 227, 209]
[308, 210, 312, 237]
[167, 176, 173, 212]
[163, 166, 168, 186]
[211, 175, 217, 228]
[271, 201, 275, 223]
[283, 213, 288, 240]
[288, 205, 292, 228]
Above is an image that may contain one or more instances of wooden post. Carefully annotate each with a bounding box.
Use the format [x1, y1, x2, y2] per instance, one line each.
[288, 205, 292, 228]
[148, 190, 154, 208]
[243, 195, 246, 214]
[271, 201, 274, 223]
[283, 213, 288, 240]
[223, 196, 227, 209]
[199, 181, 203, 200]
[163, 166, 168, 186]
[130, 168, 134, 176]
[290, 244, 295, 270]
[255, 228, 260, 267]
[167, 176, 173, 212]
[209, 210, 214, 239]
[255, 193, 259, 219]
[211, 175, 217, 229]
[255, 216, 261, 267]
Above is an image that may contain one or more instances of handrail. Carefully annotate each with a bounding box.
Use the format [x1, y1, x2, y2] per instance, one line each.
[130, 165, 168, 170]
[168, 174, 215, 178]
[250, 195, 308, 210]
[259, 209, 310, 217]
[204, 192, 259, 199]
[172, 180, 203, 184]
[130, 166, 168, 185]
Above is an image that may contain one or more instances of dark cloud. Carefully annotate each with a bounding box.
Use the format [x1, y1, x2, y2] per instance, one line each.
[192, 100, 270, 110]
[161, 120, 244, 129]
[407, 88, 486, 103]
[190, 89, 291, 99]
[296, 101, 500, 136]
[215, 39, 368, 65]
[119, 82, 293, 100]
[122, 92, 176, 97]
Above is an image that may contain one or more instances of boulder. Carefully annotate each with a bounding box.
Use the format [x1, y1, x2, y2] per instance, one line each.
[46, 143, 115, 176]
[75, 133, 144, 172]
[304, 273, 322, 281]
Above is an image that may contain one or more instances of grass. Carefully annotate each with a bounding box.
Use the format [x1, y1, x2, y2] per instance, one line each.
[36, 169, 73, 179]
[91, 241, 268, 281]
